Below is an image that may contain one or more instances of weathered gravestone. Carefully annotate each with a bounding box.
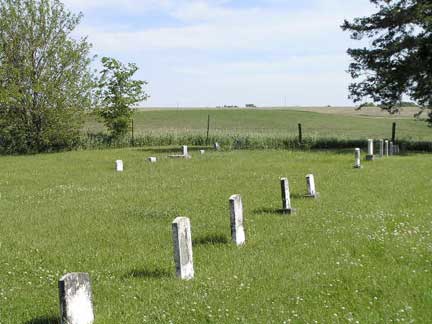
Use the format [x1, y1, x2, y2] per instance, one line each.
[305, 174, 319, 198]
[214, 142, 221, 151]
[366, 139, 374, 161]
[147, 157, 157, 163]
[385, 140, 389, 157]
[199, 150, 205, 155]
[390, 142, 394, 156]
[115, 160, 123, 172]
[229, 194, 246, 246]
[172, 217, 194, 280]
[168, 146, 192, 159]
[59, 273, 94, 324]
[354, 148, 361, 169]
[280, 177, 294, 214]
[379, 139, 384, 157]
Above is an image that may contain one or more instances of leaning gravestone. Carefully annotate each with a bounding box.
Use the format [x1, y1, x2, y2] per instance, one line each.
[172, 217, 194, 280]
[354, 148, 361, 169]
[59, 273, 94, 324]
[280, 177, 294, 214]
[366, 139, 374, 161]
[229, 194, 246, 246]
[115, 160, 123, 172]
[305, 174, 319, 198]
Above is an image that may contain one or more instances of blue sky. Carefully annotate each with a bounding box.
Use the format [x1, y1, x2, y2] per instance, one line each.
[63, 0, 376, 107]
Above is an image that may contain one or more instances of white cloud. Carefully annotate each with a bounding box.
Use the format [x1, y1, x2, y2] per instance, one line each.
[64, 0, 376, 106]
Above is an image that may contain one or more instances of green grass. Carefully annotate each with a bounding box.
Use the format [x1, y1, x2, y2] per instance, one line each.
[1, 148, 431, 323]
[86, 108, 432, 141]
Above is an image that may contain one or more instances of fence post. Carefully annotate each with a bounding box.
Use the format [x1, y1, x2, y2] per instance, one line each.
[298, 123, 303, 144]
[392, 122, 396, 143]
[131, 118, 135, 146]
[206, 115, 210, 145]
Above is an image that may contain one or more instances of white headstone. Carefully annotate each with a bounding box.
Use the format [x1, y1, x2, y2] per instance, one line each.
[115, 160, 123, 172]
[172, 217, 194, 280]
[199, 150, 205, 155]
[229, 194, 246, 246]
[147, 157, 157, 163]
[354, 148, 361, 169]
[280, 178, 293, 214]
[182, 145, 188, 156]
[379, 139, 384, 157]
[214, 142, 221, 151]
[384, 140, 389, 157]
[305, 174, 318, 198]
[59, 273, 94, 324]
[366, 139, 374, 160]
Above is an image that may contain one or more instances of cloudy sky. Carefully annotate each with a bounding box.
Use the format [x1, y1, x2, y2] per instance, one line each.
[62, 0, 376, 107]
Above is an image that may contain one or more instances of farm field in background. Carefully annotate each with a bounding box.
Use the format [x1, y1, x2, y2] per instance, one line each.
[85, 108, 432, 141]
[1, 148, 431, 323]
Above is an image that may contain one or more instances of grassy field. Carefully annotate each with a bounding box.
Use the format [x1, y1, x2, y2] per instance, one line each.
[86, 108, 432, 142]
[1, 148, 431, 323]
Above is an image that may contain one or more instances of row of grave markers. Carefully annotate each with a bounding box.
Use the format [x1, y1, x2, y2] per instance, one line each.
[55, 174, 318, 324]
[355, 139, 400, 168]
[115, 144, 220, 171]
[52, 140, 397, 323]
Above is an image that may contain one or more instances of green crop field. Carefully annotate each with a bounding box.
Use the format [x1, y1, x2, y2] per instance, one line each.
[1, 148, 431, 323]
[86, 108, 432, 141]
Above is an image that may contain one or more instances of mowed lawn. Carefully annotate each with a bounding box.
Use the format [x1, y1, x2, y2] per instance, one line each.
[0, 148, 431, 323]
[85, 108, 432, 141]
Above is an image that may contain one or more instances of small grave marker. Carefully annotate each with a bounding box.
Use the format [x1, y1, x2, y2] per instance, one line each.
[199, 150, 205, 155]
[59, 273, 94, 324]
[147, 157, 157, 163]
[280, 177, 294, 214]
[214, 142, 221, 151]
[115, 160, 123, 172]
[366, 139, 374, 161]
[305, 174, 319, 198]
[229, 194, 246, 246]
[354, 148, 361, 169]
[172, 217, 194, 280]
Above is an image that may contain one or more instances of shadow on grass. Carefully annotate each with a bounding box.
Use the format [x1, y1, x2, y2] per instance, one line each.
[252, 207, 286, 215]
[136, 146, 210, 154]
[25, 316, 59, 324]
[193, 233, 229, 246]
[124, 267, 171, 280]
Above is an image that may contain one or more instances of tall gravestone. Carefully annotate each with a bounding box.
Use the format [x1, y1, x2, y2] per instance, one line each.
[172, 217, 194, 280]
[366, 139, 374, 160]
[280, 178, 294, 214]
[305, 174, 318, 198]
[115, 160, 123, 172]
[390, 142, 394, 156]
[182, 145, 188, 157]
[59, 273, 94, 324]
[384, 140, 389, 157]
[354, 148, 361, 169]
[229, 194, 246, 246]
[379, 139, 384, 157]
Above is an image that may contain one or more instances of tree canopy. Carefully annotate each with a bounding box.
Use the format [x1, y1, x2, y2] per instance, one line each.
[342, 0, 432, 121]
[0, 0, 93, 153]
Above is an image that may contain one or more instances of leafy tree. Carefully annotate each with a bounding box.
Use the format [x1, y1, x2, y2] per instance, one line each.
[95, 57, 148, 139]
[0, 0, 93, 153]
[341, 0, 432, 121]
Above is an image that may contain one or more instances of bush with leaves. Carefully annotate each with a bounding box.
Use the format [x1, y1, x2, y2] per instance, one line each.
[0, 0, 93, 154]
[95, 57, 148, 139]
